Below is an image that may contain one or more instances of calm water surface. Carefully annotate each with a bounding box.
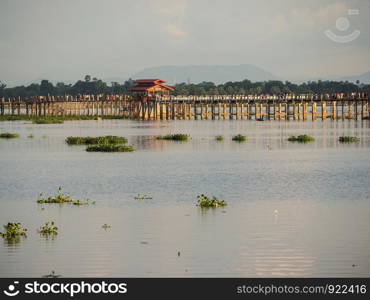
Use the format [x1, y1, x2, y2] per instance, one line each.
[0, 119, 369, 277]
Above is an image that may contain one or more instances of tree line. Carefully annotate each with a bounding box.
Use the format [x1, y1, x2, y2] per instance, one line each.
[1, 75, 369, 98]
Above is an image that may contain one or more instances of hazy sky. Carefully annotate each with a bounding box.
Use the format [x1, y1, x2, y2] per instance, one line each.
[0, 0, 369, 85]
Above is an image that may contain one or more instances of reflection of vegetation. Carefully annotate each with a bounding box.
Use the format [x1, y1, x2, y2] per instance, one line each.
[197, 194, 227, 208]
[37, 187, 95, 205]
[86, 144, 135, 152]
[66, 136, 127, 145]
[72, 199, 95, 205]
[42, 270, 61, 278]
[288, 135, 315, 143]
[156, 134, 190, 141]
[216, 135, 224, 141]
[0, 115, 128, 122]
[134, 194, 153, 200]
[38, 221, 58, 235]
[232, 134, 247, 142]
[0, 132, 20, 139]
[339, 136, 359, 143]
[0, 222, 27, 238]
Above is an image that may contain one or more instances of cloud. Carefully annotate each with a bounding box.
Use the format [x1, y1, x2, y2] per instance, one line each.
[151, 0, 187, 17]
[164, 23, 187, 37]
[259, 2, 348, 40]
[151, 0, 188, 37]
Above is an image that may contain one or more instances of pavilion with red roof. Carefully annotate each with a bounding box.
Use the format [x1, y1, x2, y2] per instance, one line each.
[129, 79, 174, 98]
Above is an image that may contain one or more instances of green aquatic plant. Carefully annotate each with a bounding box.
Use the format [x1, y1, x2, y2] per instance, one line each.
[0, 222, 27, 238]
[38, 221, 58, 235]
[215, 135, 224, 141]
[0, 132, 20, 139]
[134, 194, 153, 200]
[27, 134, 34, 138]
[339, 136, 360, 143]
[196, 194, 227, 208]
[288, 135, 315, 143]
[232, 134, 247, 142]
[37, 187, 94, 205]
[156, 134, 190, 141]
[42, 270, 61, 278]
[37, 187, 73, 204]
[86, 144, 135, 152]
[102, 224, 111, 230]
[66, 136, 128, 145]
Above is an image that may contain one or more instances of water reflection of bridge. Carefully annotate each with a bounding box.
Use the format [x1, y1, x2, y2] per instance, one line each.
[1, 93, 369, 121]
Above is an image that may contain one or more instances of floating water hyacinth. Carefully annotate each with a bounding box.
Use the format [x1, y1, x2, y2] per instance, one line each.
[156, 134, 190, 141]
[102, 224, 111, 230]
[134, 194, 153, 200]
[0, 132, 20, 139]
[36, 187, 95, 205]
[196, 194, 227, 208]
[338, 136, 359, 143]
[38, 221, 58, 235]
[288, 135, 315, 143]
[0, 222, 27, 238]
[66, 136, 128, 145]
[232, 134, 247, 142]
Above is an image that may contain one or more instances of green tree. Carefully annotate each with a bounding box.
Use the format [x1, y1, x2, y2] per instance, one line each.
[40, 80, 54, 96]
[0, 81, 6, 97]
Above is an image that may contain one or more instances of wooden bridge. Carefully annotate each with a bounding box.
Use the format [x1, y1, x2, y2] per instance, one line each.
[1, 93, 369, 121]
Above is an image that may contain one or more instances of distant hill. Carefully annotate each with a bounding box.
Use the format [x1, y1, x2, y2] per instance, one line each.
[132, 64, 279, 85]
[336, 71, 370, 84]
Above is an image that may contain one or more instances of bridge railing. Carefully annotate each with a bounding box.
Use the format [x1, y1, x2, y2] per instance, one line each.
[1, 92, 369, 103]
[156, 93, 369, 102]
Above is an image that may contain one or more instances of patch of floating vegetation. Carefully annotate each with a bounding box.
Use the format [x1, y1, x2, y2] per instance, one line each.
[36, 187, 95, 205]
[42, 271, 61, 278]
[102, 224, 111, 230]
[288, 135, 315, 143]
[0, 132, 20, 139]
[0, 115, 129, 122]
[66, 136, 127, 145]
[156, 133, 190, 141]
[215, 135, 224, 141]
[134, 194, 153, 200]
[38, 221, 58, 235]
[232, 134, 247, 142]
[196, 194, 227, 208]
[339, 136, 360, 143]
[0, 222, 27, 238]
[86, 144, 135, 152]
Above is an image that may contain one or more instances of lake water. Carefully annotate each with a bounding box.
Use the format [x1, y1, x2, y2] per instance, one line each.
[0, 119, 369, 277]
